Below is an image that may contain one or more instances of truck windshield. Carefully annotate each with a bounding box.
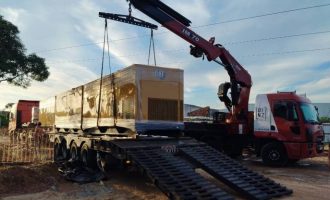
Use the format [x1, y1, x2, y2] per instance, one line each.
[300, 103, 320, 124]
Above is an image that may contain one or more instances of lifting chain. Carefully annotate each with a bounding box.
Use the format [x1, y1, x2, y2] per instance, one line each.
[128, 2, 132, 17]
[148, 29, 157, 66]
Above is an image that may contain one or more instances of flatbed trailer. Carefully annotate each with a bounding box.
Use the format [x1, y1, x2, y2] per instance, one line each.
[32, 62, 292, 199]
[51, 133, 292, 200]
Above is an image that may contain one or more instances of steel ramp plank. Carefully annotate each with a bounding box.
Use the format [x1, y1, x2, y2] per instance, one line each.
[127, 148, 233, 200]
[180, 145, 293, 200]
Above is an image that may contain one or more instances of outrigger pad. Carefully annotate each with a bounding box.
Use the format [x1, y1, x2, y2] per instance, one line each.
[99, 12, 158, 29]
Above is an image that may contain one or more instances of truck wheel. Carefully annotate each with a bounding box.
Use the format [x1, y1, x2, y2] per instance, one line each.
[261, 142, 288, 166]
[70, 142, 79, 161]
[81, 143, 96, 168]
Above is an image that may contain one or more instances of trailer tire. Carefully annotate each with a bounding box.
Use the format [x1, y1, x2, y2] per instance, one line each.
[70, 142, 79, 161]
[61, 140, 69, 160]
[261, 142, 288, 166]
[54, 139, 61, 161]
[54, 139, 68, 161]
[81, 143, 96, 168]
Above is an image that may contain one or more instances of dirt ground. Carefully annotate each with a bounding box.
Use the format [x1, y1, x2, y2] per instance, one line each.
[0, 155, 329, 200]
[243, 155, 330, 200]
[0, 162, 167, 200]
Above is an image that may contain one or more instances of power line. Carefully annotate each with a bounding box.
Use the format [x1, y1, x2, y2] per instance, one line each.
[46, 48, 186, 64]
[32, 3, 330, 53]
[224, 30, 330, 45]
[194, 3, 330, 28]
[46, 30, 330, 63]
[34, 29, 330, 55]
[46, 46, 330, 65]
[34, 34, 149, 53]
[244, 47, 330, 57]
[35, 42, 102, 53]
[111, 30, 330, 58]
[47, 58, 98, 64]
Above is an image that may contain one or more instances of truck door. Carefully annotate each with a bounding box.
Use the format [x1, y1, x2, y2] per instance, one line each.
[273, 101, 303, 142]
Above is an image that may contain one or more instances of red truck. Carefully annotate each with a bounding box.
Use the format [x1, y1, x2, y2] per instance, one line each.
[185, 92, 324, 165]
[127, 0, 324, 165]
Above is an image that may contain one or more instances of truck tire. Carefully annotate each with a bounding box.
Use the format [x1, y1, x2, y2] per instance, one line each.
[70, 142, 79, 161]
[80, 143, 96, 168]
[261, 142, 288, 166]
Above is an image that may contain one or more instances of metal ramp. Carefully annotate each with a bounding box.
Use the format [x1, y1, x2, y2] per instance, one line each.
[180, 145, 293, 200]
[128, 148, 233, 200]
[111, 138, 292, 200]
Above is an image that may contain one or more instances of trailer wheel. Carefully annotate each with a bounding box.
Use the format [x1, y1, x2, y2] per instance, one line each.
[54, 139, 68, 161]
[261, 142, 288, 166]
[81, 143, 96, 168]
[60, 140, 69, 160]
[54, 139, 61, 161]
[70, 142, 79, 161]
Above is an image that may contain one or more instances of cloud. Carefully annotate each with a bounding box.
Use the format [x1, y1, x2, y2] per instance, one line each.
[0, 7, 26, 28]
[70, 0, 158, 67]
[297, 75, 330, 98]
[0, 2, 100, 108]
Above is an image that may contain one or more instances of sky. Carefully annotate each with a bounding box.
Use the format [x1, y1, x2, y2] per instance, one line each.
[0, 0, 330, 110]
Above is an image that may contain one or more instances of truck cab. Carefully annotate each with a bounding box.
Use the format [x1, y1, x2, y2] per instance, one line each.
[254, 92, 324, 165]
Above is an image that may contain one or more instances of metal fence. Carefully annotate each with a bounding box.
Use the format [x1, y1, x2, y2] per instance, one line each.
[0, 128, 53, 164]
[323, 123, 330, 144]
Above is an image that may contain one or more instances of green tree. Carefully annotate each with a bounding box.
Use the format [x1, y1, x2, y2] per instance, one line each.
[0, 15, 49, 88]
[0, 113, 9, 127]
[320, 116, 330, 123]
